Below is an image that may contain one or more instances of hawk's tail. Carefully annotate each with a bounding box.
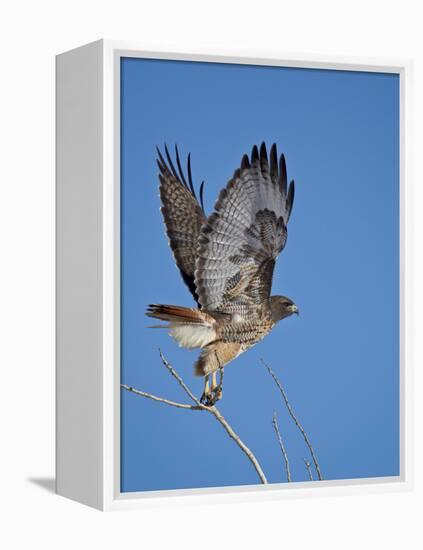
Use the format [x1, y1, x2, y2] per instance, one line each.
[146, 304, 217, 350]
[146, 304, 207, 324]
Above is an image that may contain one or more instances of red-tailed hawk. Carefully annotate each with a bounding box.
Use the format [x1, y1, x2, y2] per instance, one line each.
[147, 143, 298, 405]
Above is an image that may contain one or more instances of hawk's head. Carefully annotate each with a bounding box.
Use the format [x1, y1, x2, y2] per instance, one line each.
[270, 295, 299, 323]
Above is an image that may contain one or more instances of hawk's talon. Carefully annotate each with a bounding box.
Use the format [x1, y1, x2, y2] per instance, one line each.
[213, 385, 223, 403]
[199, 387, 222, 407]
[200, 367, 223, 406]
[200, 393, 213, 406]
[199, 392, 209, 406]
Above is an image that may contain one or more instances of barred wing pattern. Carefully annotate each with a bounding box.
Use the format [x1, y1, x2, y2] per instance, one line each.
[195, 143, 295, 317]
[157, 145, 206, 305]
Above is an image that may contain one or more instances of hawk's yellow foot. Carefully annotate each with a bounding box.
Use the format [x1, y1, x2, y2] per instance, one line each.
[200, 371, 223, 406]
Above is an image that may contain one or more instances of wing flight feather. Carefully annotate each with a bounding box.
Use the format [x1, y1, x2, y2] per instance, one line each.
[194, 143, 295, 315]
[157, 145, 206, 305]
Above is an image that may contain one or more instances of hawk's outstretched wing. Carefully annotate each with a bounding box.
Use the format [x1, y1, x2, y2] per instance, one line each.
[157, 145, 206, 305]
[195, 143, 295, 316]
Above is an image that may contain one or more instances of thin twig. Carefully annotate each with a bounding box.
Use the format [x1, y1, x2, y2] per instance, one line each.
[159, 349, 200, 404]
[121, 384, 201, 410]
[272, 411, 292, 482]
[303, 458, 313, 481]
[122, 352, 268, 484]
[261, 359, 323, 481]
[208, 405, 267, 483]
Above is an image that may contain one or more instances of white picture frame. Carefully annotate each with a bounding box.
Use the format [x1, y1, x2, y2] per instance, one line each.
[56, 39, 412, 511]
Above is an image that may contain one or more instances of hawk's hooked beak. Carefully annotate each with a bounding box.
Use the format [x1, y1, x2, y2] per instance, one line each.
[288, 304, 299, 315]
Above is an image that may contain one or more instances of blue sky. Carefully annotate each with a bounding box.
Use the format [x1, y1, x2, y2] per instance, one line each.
[120, 57, 399, 492]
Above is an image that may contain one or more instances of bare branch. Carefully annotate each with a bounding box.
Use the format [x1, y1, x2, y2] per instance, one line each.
[261, 359, 323, 481]
[272, 411, 292, 482]
[207, 405, 267, 483]
[303, 458, 313, 481]
[123, 353, 268, 484]
[121, 384, 201, 410]
[158, 349, 200, 405]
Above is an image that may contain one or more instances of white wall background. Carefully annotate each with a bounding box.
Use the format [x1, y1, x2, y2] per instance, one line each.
[0, 1, 421, 548]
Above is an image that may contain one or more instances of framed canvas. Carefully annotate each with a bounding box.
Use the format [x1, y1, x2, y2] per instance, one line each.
[56, 40, 412, 511]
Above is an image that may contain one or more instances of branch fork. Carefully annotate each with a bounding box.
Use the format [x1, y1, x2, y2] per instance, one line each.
[122, 350, 268, 484]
